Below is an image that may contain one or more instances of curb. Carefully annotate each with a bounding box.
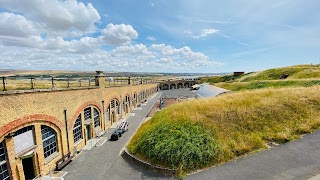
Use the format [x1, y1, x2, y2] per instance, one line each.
[123, 148, 176, 176]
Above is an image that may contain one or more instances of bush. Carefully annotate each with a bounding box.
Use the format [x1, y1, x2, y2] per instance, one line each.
[128, 118, 221, 172]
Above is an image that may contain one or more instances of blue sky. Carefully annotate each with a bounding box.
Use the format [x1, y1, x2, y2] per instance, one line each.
[0, 0, 319, 73]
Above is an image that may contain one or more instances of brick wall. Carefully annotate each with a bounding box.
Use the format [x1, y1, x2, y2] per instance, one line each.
[0, 82, 158, 179]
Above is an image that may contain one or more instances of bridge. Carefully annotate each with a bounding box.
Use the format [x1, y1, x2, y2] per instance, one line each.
[0, 71, 157, 180]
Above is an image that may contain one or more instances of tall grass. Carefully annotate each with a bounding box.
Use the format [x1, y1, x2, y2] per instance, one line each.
[128, 86, 320, 176]
[215, 80, 320, 91]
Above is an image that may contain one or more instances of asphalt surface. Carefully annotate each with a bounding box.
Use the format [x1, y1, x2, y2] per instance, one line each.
[186, 131, 320, 180]
[160, 88, 198, 99]
[63, 89, 320, 180]
[63, 92, 174, 180]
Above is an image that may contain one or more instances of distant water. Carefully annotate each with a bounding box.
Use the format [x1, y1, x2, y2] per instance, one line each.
[197, 83, 230, 97]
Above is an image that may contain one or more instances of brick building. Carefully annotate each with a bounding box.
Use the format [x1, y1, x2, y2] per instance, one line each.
[0, 73, 157, 180]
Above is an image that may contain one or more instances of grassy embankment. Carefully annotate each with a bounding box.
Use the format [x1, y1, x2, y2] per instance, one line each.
[128, 86, 320, 176]
[201, 64, 320, 91]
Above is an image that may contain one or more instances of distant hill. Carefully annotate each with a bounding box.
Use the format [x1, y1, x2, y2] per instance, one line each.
[201, 64, 320, 84]
[201, 64, 320, 91]
[241, 64, 320, 81]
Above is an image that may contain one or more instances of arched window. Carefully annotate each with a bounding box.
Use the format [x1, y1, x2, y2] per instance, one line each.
[73, 115, 82, 143]
[106, 106, 110, 122]
[116, 101, 119, 115]
[0, 141, 10, 180]
[93, 108, 100, 127]
[41, 126, 58, 158]
[84, 107, 91, 120]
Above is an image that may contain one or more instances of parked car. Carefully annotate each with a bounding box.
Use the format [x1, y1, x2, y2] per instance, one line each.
[190, 84, 200, 90]
[110, 129, 125, 141]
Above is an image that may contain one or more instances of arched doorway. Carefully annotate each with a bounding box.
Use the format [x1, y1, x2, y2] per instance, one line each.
[106, 99, 120, 125]
[162, 84, 169, 90]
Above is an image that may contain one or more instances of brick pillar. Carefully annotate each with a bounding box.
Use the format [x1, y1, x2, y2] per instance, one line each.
[95, 71, 106, 88]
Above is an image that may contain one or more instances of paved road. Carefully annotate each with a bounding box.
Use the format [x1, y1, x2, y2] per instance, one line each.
[63, 89, 320, 180]
[186, 131, 320, 180]
[160, 88, 198, 99]
[64, 92, 174, 180]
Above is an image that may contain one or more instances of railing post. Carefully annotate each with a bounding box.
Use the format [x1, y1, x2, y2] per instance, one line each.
[79, 78, 82, 87]
[2, 76, 6, 91]
[67, 78, 70, 88]
[128, 77, 131, 85]
[31, 77, 34, 89]
[89, 79, 91, 86]
[51, 77, 54, 89]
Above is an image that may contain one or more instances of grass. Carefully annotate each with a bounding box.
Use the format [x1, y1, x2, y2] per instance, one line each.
[202, 64, 320, 85]
[242, 65, 320, 81]
[128, 86, 320, 177]
[215, 80, 320, 91]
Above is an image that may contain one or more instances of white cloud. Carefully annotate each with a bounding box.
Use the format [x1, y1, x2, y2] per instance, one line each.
[101, 23, 138, 45]
[0, 13, 38, 37]
[146, 36, 156, 41]
[0, 43, 222, 72]
[0, 0, 100, 36]
[190, 28, 219, 39]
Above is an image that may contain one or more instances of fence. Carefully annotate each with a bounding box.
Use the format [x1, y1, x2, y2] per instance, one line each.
[1, 76, 157, 91]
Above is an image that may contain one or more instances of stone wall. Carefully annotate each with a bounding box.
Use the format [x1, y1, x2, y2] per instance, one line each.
[0, 78, 158, 179]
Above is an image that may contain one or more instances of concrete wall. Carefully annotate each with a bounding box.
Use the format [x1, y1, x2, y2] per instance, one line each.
[0, 77, 157, 179]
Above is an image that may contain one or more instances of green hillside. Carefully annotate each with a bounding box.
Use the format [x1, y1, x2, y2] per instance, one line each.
[201, 64, 320, 91]
[128, 86, 320, 177]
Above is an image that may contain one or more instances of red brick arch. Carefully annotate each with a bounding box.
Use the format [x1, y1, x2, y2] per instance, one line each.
[69, 101, 102, 130]
[0, 114, 64, 138]
[104, 96, 121, 109]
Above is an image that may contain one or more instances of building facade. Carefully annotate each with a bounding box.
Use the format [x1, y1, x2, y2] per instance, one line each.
[0, 74, 157, 180]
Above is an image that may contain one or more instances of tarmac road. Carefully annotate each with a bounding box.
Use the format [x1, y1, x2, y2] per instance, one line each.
[64, 89, 320, 180]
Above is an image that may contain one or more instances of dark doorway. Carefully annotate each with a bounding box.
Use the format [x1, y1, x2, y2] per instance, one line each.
[86, 125, 91, 140]
[22, 157, 35, 180]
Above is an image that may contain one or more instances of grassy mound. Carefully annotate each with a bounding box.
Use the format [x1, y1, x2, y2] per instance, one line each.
[242, 65, 320, 81]
[201, 64, 320, 85]
[215, 80, 320, 91]
[128, 86, 320, 176]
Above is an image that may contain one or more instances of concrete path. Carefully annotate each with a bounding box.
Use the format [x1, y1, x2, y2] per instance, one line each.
[186, 130, 320, 180]
[63, 92, 174, 180]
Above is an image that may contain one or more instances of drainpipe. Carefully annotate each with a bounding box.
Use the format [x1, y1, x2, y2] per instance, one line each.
[64, 109, 70, 156]
[102, 100, 105, 130]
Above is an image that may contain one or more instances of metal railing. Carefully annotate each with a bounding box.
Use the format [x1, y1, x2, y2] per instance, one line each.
[1, 76, 96, 91]
[1, 76, 157, 91]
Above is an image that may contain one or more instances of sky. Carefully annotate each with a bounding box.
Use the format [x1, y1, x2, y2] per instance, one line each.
[0, 0, 319, 73]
